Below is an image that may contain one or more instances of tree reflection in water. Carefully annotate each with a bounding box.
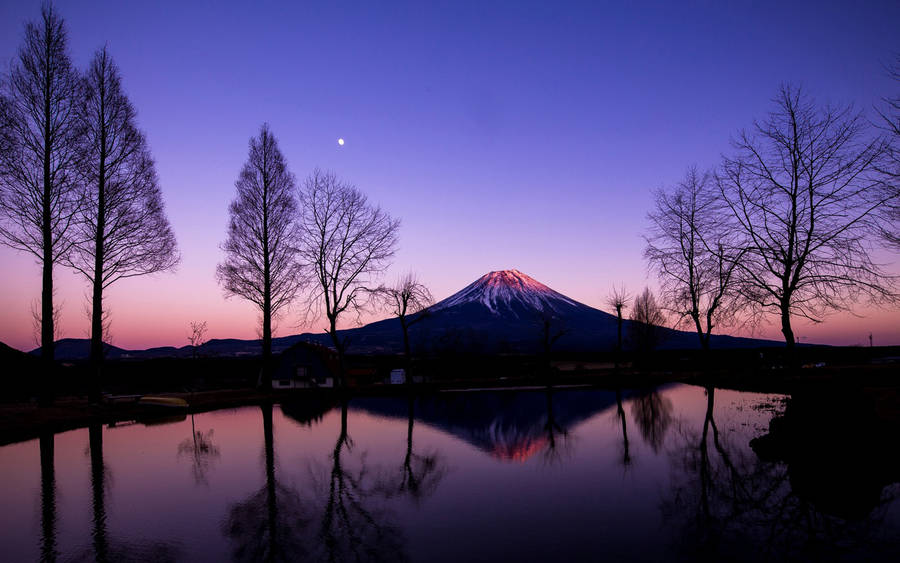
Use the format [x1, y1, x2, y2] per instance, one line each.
[614, 388, 632, 469]
[224, 398, 428, 562]
[223, 402, 310, 562]
[67, 424, 181, 563]
[39, 431, 58, 563]
[541, 386, 571, 464]
[313, 398, 407, 563]
[178, 413, 221, 485]
[375, 396, 447, 503]
[663, 386, 900, 562]
[632, 389, 673, 453]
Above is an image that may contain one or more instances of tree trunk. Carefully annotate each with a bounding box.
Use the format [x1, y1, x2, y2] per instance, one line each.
[615, 309, 623, 370]
[401, 317, 411, 385]
[780, 304, 795, 349]
[261, 294, 272, 390]
[329, 317, 345, 388]
[89, 121, 107, 403]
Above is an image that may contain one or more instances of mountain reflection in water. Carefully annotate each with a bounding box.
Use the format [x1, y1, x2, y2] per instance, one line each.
[1, 384, 898, 562]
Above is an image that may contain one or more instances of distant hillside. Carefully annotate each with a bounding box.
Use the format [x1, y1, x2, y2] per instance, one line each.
[30, 269, 782, 361]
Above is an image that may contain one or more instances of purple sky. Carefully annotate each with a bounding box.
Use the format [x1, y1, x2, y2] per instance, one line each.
[1, 0, 898, 350]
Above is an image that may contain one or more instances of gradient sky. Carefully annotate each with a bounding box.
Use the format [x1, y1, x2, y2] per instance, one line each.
[1, 0, 899, 351]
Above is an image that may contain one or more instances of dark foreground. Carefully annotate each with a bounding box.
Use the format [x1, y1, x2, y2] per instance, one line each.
[1, 382, 899, 562]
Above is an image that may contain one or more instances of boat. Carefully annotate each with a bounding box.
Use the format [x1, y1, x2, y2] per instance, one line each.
[138, 396, 189, 409]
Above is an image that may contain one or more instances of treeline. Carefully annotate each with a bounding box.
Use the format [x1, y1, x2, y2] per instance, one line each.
[638, 81, 899, 352]
[0, 5, 178, 399]
[0, 6, 427, 394]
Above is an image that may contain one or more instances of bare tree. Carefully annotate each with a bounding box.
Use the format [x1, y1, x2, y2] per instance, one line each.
[67, 47, 178, 376]
[645, 167, 745, 350]
[297, 170, 400, 386]
[217, 124, 303, 388]
[874, 56, 900, 248]
[606, 285, 630, 360]
[537, 306, 568, 359]
[381, 272, 433, 369]
[718, 85, 897, 349]
[188, 320, 208, 359]
[630, 287, 666, 353]
[0, 6, 81, 363]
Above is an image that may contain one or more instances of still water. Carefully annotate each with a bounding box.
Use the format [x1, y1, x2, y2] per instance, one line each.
[1, 384, 899, 562]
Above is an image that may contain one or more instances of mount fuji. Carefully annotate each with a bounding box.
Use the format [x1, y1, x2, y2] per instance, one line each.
[325, 269, 773, 354]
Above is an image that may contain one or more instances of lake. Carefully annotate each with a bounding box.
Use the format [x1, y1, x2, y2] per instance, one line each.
[1, 384, 899, 562]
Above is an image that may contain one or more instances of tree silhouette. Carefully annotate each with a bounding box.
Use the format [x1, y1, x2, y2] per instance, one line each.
[88, 423, 109, 562]
[297, 170, 399, 386]
[631, 389, 673, 453]
[375, 397, 447, 503]
[379, 272, 433, 378]
[313, 400, 408, 562]
[187, 321, 208, 359]
[67, 46, 178, 395]
[0, 5, 81, 366]
[39, 431, 58, 563]
[223, 403, 309, 562]
[874, 56, 900, 248]
[613, 388, 632, 469]
[606, 285, 630, 368]
[217, 125, 303, 387]
[645, 167, 745, 350]
[718, 85, 898, 349]
[178, 414, 220, 485]
[629, 287, 666, 355]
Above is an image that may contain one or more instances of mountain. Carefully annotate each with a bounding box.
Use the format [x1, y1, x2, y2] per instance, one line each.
[336, 269, 776, 354]
[32, 269, 779, 360]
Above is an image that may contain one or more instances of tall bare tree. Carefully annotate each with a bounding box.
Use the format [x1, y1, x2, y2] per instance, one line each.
[217, 124, 302, 388]
[381, 272, 433, 369]
[297, 170, 399, 385]
[68, 47, 178, 374]
[718, 85, 897, 348]
[0, 6, 81, 363]
[645, 167, 744, 350]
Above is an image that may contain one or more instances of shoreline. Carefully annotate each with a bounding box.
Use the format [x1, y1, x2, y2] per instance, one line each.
[1, 363, 897, 447]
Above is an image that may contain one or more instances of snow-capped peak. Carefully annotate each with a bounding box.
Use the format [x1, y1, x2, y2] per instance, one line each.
[431, 269, 581, 315]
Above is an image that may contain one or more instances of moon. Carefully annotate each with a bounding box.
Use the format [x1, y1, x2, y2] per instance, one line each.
[338, 138, 344, 146]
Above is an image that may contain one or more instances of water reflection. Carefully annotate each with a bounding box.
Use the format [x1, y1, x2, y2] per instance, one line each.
[614, 388, 632, 469]
[664, 386, 900, 561]
[376, 396, 447, 502]
[89, 423, 109, 562]
[224, 403, 308, 562]
[314, 399, 407, 563]
[631, 390, 673, 453]
[39, 431, 57, 563]
[354, 388, 617, 462]
[4, 384, 899, 562]
[177, 414, 221, 485]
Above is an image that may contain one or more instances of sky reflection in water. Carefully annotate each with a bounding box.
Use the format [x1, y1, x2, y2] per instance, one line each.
[1, 384, 898, 562]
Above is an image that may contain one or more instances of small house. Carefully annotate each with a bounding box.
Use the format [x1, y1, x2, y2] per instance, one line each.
[272, 341, 338, 389]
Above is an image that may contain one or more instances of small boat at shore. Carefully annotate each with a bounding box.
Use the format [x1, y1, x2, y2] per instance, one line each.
[138, 396, 189, 409]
